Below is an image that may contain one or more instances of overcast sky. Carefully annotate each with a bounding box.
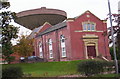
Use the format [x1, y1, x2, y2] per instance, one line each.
[8, 0, 119, 35]
[8, 0, 119, 45]
[9, 0, 118, 19]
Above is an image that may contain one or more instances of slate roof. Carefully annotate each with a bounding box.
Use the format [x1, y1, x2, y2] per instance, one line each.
[28, 26, 42, 39]
[37, 21, 67, 37]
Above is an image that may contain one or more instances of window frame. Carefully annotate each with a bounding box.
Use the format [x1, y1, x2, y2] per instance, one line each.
[48, 39, 53, 59]
[39, 42, 43, 58]
[60, 35, 67, 57]
[82, 21, 96, 31]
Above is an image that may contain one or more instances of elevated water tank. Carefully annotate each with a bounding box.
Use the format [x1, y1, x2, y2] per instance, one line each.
[118, 1, 120, 14]
[15, 7, 67, 30]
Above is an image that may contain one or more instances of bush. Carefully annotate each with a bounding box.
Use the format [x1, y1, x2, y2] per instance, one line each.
[77, 60, 104, 76]
[2, 66, 23, 78]
[101, 61, 114, 72]
[118, 60, 120, 73]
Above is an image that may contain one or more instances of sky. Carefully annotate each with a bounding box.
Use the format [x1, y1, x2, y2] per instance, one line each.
[8, 0, 119, 44]
[9, 0, 119, 18]
[9, 0, 120, 19]
[9, 0, 119, 27]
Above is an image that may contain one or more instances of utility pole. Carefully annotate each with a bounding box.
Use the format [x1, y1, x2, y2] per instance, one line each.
[108, 0, 119, 74]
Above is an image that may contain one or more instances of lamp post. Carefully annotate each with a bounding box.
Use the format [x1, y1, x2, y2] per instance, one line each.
[108, 0, 119, 74]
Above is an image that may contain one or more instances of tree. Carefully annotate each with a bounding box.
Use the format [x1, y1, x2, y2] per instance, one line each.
[110, 47, 120, 60]
[0, 0, 10, 9]
[13, 35, 34, 57]
[0, 0, 18, 64]
[116, 15, 120, 56]
[108, 14, 120, 60]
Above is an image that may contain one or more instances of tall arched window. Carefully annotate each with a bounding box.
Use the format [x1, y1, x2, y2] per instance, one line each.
[48, 39, 53, 58]
[60, 35, 66, 57]
[39, 42, 43, 58]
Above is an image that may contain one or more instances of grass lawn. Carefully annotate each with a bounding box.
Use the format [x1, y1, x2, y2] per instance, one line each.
[2, 60, 83, 77]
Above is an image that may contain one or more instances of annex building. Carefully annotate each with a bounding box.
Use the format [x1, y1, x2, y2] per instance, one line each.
[16, 7, 111, 62]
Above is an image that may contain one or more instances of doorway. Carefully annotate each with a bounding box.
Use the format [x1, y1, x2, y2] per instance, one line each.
[87, 46, 96, 57]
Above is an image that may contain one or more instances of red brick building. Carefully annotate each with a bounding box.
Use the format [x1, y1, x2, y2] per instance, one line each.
[30, 10, 111, 62]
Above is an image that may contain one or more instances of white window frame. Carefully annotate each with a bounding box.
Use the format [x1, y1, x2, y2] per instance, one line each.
[60, 35, 66, 57]
[39, 42, 43, 58]
[82, 21, 96, 31]
[48, 39, 53, 59]
[83, 24, 87, 31]
[87, 23, 91, 31]
[91, 24, 95, 31]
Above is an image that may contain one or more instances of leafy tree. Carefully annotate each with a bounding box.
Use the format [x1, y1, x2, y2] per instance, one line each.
[13, 35, 34, 57]
[110, 47, 120, 60]
[116, 28, 120, 56]
[0, 0, 18, 64]
[108, 14, 120, 60]
[0, 0, 10, 9]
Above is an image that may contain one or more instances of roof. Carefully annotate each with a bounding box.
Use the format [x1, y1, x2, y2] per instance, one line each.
[32, 10, 104, 38]
[28, 26, 42, 39]
[37, 21, 67, 37]
[74, 10, 103, 21]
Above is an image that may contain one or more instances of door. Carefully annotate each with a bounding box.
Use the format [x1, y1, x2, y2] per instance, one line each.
[87, 46, 96, 57]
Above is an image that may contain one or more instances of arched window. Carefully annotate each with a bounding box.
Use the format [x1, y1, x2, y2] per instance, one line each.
[48, 39, 53, 58]
[39, 42, 43, 58]
[60, 35, 66, 57]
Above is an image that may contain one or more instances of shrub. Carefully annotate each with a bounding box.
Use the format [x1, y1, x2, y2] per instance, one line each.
[77, 60, 104, 76]
[2, 66, 23, 78]
[101, 61, 114, 72]
[118, 60, 120, 73]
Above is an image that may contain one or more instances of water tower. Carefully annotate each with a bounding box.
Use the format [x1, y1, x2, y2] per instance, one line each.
[119, 1, 120, 14]
[118, 1, 120, 26]
[15, 7, 67, 30]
